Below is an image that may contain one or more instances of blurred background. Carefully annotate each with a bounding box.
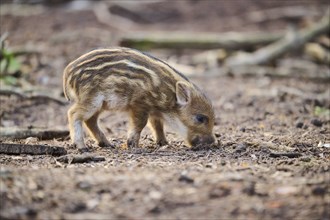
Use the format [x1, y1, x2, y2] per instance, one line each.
[1, 0, 329, 88]
[1, 1, 330, 220]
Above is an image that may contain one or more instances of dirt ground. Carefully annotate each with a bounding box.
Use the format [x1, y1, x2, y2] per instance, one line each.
[0, 1, 329, 220]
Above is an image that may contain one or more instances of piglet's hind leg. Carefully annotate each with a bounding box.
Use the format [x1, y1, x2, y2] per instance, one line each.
[84, 111, 112, 148]
[68, 104, 89, 152]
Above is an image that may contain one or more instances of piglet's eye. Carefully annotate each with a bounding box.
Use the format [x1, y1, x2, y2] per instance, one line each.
[195, 114, 208, 124]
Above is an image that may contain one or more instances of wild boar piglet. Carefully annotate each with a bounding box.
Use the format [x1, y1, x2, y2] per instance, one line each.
[63, 47, 215, 152]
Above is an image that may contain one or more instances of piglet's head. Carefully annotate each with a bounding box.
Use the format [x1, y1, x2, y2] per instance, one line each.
[174, 81, 216, 147]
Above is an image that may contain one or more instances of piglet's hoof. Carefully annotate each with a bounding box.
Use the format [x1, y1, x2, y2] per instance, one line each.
[98, 141, 115, 148]
[78, 147, 90, 153]
[127, 140, 139, 149]
[72, 142, 90, 153]
[130, 148, 145, 154]
[157, 139, 168, 146]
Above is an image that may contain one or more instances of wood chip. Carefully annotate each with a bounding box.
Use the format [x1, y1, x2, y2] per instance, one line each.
[57, 154, 105, 164]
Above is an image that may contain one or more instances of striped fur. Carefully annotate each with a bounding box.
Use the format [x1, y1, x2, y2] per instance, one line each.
[64, 48, 187, 101]
[63, 47, 215, 151]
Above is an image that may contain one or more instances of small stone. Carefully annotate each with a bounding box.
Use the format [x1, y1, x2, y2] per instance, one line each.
[243, 182, 255, 196]
[7, 206, 37, 218]
[178, 173, 194, 184]
[312, 186, 326, 196]
[209, 186, 231, 198]
[322, 143, 330, 148]
[300, 157, 311, 162]
[250, 154, 257, 160]
[295, 122, 304, 128]
[275, 186, 298, 195]
[235, 143, 247, 153]
[70, 202, 87, 213]
[149, 205, 161, 214]
[205, 163, 217, 169]
[214, 132, 221, 138]
[149, 190, 162, 200]
[77, 181, 91, 190]
[25, 137, 39, 144]
[311, 118, 323, 127]
[205, 163, 212, 168]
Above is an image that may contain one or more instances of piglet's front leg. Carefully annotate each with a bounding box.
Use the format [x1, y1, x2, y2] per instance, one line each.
[148, 116, 168, 146]
[127, 110, 148, 148]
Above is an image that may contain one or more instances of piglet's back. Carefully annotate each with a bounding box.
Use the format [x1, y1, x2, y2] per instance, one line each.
[63, 47, 190, 111]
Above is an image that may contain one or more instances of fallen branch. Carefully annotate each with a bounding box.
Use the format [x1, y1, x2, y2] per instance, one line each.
[0, 143, 67, 156]
[244, 6, 321, 23]
[0, 89, 68, 105]
[120, 31, 282, 50]
[226, 14, 330, 66]
[57, 153, 105, 163]
[0, 127, 69, 140]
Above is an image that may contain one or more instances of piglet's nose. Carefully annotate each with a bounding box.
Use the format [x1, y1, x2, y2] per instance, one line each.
[202, 135, 215, 144]
[192, 135, 215, 146]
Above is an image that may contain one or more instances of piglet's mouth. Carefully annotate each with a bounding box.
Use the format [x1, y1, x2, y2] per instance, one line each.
[190, 135, 215, 147]
[189, 142, 217, 151]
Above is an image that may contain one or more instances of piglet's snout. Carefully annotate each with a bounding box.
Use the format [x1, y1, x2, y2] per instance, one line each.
[191, 135, 215, 146]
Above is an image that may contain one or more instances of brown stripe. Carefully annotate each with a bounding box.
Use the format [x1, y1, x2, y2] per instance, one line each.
[71, 48, 122, 66]
[70, 48, 187, 83]
[127, 48, 190, 82]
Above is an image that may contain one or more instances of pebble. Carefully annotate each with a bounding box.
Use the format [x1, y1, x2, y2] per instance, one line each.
[178, 173, 194, 184]
[295, 122, 304, 128]
[235, 143, 247, 153]
[300, 157, 311, 162]
[312, 186, 326, 196]
[311, 118, 323, 127]
[77, 181, 91, 190]
[25, 137, 39, 144]
[149, 190, 162, 200]
[70, 202, 87, 213]
[239, 127, 246, 132]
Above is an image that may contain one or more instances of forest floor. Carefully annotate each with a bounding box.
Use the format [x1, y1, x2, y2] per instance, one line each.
[1, 1, 329, 219]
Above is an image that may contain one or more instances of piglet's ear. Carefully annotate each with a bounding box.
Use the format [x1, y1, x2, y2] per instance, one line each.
[176, 81, 191, 106]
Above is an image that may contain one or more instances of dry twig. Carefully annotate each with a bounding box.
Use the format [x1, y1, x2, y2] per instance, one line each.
[269, 152, 302, 158]
[0, 143, 67, 156]
[57, 153, 105, 163]
[0, 127, 69, 140]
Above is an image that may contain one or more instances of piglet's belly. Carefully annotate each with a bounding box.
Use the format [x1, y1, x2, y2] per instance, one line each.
[104, 94, 129, 111]
[89, 93, 128, 111]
